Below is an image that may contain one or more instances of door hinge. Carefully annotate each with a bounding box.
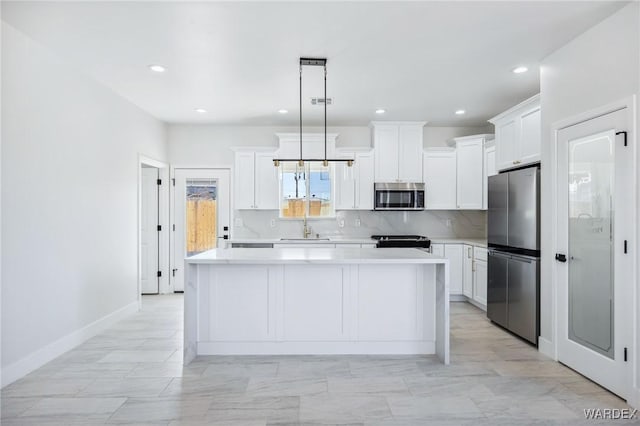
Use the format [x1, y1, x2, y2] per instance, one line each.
[624, 240, 628, 254]
[624, 347, 628, 362]
[616, 131, 628, 147]
[157, 178, 162, 185]
[157, 225, 162, 232]
[172, 224, 176, 232]
[172, 268, 177, 277]
[157, 271, 162, 278]
[172, 178, 176, 186]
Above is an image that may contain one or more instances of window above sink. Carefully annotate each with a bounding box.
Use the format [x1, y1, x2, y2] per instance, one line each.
[280, 161, 335, 219]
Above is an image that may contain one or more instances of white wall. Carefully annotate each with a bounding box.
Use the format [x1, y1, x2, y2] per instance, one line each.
[539, 1, 639, 401]
[1, 23, 168, 385]
[168, 124, 492, 166]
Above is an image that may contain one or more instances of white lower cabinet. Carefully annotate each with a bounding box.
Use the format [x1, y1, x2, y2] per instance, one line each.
[473, 259, 488, 307]
[431, 243, 487, 307]
[443, 244, 463, 295]
[472, 246, 488, 308]
[462, 245, 473, 298]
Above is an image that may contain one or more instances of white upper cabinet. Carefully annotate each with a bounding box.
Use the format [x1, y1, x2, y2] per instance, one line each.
[233, 149, 279, 210]
[371, 122, 426, 182]
[335, 150, 374, 210]
[254, 152, 280, 210]
[423, 148, 457, 210]
[398, 125, 424, 182]
[489, 94, 541, 171]
[448, 134, 493, 210]
[483, 143, 497, 210]
[455, 137, 484, 209]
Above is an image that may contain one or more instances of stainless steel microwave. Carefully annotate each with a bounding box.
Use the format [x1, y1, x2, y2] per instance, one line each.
[374, 182, 425, 211]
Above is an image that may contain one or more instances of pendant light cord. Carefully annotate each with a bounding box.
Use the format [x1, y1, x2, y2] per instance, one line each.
[324, 64, 327, 162]
[299, 64, 303, 163]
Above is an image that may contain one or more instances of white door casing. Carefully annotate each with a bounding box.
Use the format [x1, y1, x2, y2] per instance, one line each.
[141, 167, 159, 294]
[556, 107, 633, 399]
[172, 169, 231, 292]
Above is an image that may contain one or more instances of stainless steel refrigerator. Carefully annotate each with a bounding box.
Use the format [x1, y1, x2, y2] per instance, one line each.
[487, 166, 540, 345]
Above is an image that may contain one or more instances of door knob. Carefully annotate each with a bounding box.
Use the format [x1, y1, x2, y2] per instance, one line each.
[555, 253, 567, 263]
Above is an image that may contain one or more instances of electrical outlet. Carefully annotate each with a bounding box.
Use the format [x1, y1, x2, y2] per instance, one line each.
[270, 218, 277, 228]
[338, 218, 345, 228]
[445, 219, 452, 228]
[355, 218, 361, 227]
[234, 218, 243, 227]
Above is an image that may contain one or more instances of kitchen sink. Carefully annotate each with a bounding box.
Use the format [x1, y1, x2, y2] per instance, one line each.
[279, 238, 330, 241]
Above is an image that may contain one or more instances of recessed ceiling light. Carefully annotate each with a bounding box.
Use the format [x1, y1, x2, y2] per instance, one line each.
[195, 108, 207, 113]
[512, 66, 528, 74]
[148, 64, 166, 73]
[278, 109, 288, 114]
[455, 109, 466, 115]
[375, 109, 386, 114]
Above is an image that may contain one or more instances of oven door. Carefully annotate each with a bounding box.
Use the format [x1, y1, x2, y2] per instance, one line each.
[374, 189, 424, 210]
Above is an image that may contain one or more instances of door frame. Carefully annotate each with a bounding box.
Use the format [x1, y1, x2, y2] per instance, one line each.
[137, 155, 170, 306]
[549, 96, 637, 403]
[170, 165, 233, 293]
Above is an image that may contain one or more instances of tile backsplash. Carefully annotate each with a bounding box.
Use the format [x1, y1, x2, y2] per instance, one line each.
[232, 209, 486, 240]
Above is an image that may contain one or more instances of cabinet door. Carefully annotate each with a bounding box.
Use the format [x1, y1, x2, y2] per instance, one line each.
[355, 151, 375, 210]
[519, 107, 541, 166]
[234, 151, 256, 209]
[456, 139, 484, 209]
[373, 125, 399, 182]
[473, 260, 488, 308]
[335, 153, 356, 210]
[495, 119, 517, 171]
[254, 152, 279, 210]
[398, 125, 423, 182]
[462, 245, 473, 298]
[423, 150, 457, 209]
[431, 243, 444, 257]
[444, 244, 463, 295]
[483, 146, 496, 210]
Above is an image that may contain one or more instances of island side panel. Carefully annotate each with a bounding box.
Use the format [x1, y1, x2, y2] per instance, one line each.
[434, 261, 450, 364]
[183, 262, 199, 365]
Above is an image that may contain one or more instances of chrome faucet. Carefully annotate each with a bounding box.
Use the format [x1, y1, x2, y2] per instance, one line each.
[303, 215, 313, 239]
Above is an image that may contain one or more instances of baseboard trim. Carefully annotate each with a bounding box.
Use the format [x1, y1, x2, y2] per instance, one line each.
[538, 336, 555, 360]
[197, 341, 436, 356]
[1, 301, 138, 388]
[630, 387, 640, 409]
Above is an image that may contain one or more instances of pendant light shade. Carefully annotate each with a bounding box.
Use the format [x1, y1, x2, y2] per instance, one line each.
[274, 58, 354, 167]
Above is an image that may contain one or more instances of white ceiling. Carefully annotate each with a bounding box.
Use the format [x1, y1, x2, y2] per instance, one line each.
[2, 1, 627, 126]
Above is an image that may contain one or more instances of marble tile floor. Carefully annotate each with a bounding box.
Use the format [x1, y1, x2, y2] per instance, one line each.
[2, 295, 635, 425]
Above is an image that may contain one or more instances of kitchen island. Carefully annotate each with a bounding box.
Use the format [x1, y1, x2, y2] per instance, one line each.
[184, 247, 449, 365]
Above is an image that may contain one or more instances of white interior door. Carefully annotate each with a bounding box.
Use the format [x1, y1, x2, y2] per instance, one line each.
[141, 166, 159, 294]
[173, 169, 230, 292]
[556, 108, 632, 399]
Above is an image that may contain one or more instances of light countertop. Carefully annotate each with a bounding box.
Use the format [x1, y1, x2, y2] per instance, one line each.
[228, 237, 377, 245]
[430, 238, 487, 248]
[186, 247, 449, 265]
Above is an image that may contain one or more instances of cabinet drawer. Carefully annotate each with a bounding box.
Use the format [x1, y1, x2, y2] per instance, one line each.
[474, 246, 488, 262]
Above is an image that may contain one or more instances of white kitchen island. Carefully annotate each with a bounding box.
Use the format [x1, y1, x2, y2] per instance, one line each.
[184, 247, 450, 365]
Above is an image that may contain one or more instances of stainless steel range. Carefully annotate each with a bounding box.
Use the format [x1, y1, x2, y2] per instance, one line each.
[371, 235, 431, 249]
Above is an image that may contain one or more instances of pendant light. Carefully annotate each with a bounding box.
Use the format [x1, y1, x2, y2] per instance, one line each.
[273, 58, 354, 168]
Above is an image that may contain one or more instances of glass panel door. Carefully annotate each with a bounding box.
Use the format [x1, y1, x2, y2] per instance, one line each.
[185, 179, 217, 256]
[568, 129, 615, 358]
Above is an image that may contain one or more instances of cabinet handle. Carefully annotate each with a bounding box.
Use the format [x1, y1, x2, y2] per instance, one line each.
[468, 247, 472, 258]
[512, 161, 517, 165]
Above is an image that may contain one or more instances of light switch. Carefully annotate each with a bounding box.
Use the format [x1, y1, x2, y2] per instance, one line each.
[338, 218, 345, 228]
[354, 218, 361, 227]
[270, 218, 277, 228]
